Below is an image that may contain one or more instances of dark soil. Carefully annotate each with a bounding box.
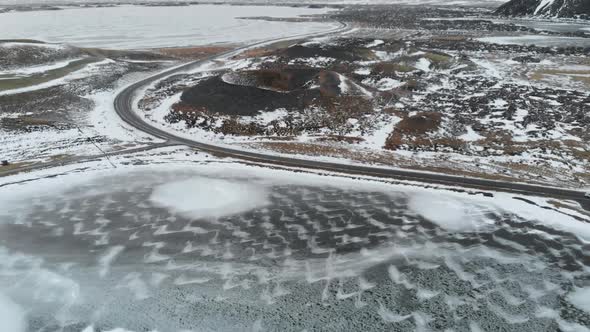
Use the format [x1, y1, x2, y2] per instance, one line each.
[280, 43, 375, 62]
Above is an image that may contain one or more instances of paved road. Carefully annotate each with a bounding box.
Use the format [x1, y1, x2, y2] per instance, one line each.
[112, 23, 590, 211]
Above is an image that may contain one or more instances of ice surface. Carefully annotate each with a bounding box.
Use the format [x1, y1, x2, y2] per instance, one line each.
[0, 293, 25, 332]
[568, 287, 590, 314]
[407, 192, 495, 232]
[149, 177, 270, 219]
[0, 4, 338, 49]
[0, 159, 589, 331]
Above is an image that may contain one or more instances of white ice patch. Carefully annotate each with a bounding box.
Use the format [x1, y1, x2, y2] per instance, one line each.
[149, 177, 270, 219]
[568, 287, 590, 314]
[0, 293, 26, 332]
[98, 245, 125, 278]
[407, 192, 495, 232]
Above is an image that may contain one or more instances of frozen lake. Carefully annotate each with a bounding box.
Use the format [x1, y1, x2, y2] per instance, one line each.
[0, 4, 338, 49]
[0, 163, 589, 332]
[477, 35, 590, 47]
[493, 18, 590, 34]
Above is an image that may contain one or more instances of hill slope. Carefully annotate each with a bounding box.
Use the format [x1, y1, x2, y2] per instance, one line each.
[495, 0, 590, 18]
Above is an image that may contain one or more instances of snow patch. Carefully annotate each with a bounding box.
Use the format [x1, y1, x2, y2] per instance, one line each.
[459, 126, 484, 142]
[149, 177, 270, 219]
[568, 287, 590, 314]
[366, 39, 384, 48]
[407, 192, 495, 232]
[415, 58, 432, 72]
[0, 293, 26, 332]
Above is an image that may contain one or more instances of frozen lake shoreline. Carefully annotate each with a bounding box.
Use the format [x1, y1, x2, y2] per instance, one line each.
[0, 4, 339, 49]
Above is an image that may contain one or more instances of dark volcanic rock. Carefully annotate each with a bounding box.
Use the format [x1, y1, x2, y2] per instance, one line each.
[180, 76, 319, 116]
[281, 43, 374, 62]
[495, 0, 590, 18]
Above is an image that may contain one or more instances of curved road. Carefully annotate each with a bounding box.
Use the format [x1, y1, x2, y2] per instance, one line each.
[114, 23, 590, 210]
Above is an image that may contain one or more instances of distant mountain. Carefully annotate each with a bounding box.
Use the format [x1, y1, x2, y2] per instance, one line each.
[495, 0, 590, 18]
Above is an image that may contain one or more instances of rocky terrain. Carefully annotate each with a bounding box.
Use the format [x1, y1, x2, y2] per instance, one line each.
[0, 40, 226, 165]
[496, 0, 590, 19]
[136, 5, 590, 188]
[2, 4, 590, 187]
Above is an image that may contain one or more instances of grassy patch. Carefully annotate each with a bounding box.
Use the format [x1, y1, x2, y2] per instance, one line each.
[372, 62, 415, 75]
[0, 57, 98, 92]
[0, 162, 32, 173]
[48, 154, 73, 161]
[424, 52, 452, 66]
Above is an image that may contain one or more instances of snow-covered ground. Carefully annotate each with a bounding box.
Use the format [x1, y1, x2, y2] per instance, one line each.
[0, 59, 164, 164]
[0, 4, 339, 49]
